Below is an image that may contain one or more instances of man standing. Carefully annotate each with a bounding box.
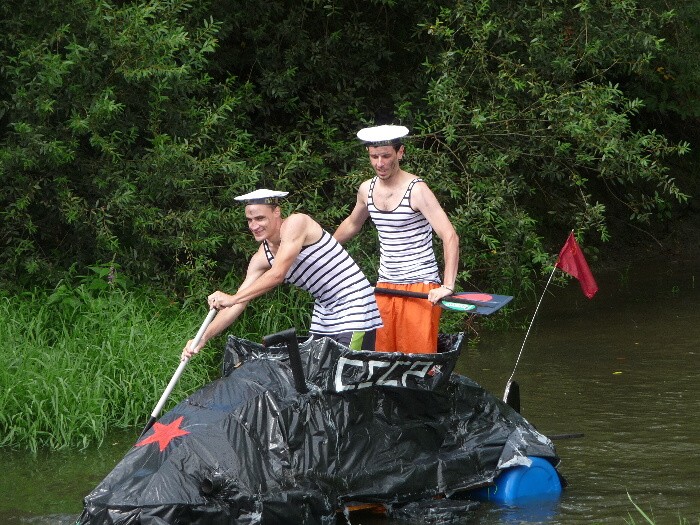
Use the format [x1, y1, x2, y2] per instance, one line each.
[333, 125, 459, 354]
[182, 189, 382, 359]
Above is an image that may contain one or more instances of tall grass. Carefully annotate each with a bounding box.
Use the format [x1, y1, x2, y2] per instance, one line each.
[0, 268, 313, 453]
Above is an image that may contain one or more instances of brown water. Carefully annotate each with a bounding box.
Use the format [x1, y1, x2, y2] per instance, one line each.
[2, 257, 699, 524]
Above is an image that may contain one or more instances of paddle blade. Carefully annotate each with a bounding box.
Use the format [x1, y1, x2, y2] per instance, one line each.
[440, 292, 513, 315]
[140, 416, 156, 438]
[503, 380, 521, 413]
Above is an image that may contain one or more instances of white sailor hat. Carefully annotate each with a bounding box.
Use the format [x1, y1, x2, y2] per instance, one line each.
[234, 188, 289, 205]
[357, 124, 409, 146]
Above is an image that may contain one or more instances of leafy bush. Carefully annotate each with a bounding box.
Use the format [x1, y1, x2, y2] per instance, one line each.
[0, 0, 693, 304]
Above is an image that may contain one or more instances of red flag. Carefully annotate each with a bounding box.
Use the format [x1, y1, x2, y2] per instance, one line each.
[555, 232, 598, 299]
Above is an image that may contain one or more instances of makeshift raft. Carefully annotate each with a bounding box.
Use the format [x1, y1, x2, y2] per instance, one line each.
[77, 331, 563, 524]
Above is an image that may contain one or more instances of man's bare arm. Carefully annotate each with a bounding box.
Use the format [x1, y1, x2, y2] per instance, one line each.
[181, 249, 269, 359]
[333, 182, 370, 244]
[412, 182, 460, 303]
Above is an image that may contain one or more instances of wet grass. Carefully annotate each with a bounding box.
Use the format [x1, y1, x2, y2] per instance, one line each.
[0, 272, 312, 453]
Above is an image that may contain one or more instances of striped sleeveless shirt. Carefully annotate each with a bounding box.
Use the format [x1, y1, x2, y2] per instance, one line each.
[368, 177, 441, 284]
[263, 229, 382, 335]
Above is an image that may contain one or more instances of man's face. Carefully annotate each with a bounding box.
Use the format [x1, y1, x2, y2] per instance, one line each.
[245, 204, 280, 242]
[367, 145, 403, 180]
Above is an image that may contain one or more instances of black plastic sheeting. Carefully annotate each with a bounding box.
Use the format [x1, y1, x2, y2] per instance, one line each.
[77, 333, 560, 524]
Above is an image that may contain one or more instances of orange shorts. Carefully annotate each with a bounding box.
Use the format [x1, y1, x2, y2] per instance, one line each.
[374, 282, 442, 354]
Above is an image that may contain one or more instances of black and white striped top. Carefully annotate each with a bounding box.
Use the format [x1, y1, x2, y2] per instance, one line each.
[368, 177, 441, 284]
[263, 229, 383, 335]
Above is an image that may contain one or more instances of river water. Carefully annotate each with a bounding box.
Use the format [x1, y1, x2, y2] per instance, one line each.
[2, 257, 699, 524]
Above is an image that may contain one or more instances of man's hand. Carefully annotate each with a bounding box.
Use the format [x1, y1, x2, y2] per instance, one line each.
[428, 285, 453, 305]
[208, 290, 236, 310]
[181, 338, 204, 361]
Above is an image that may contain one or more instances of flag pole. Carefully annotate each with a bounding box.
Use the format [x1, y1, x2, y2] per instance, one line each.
[504, 230, 598, 404]
[503, 263, 559, 403]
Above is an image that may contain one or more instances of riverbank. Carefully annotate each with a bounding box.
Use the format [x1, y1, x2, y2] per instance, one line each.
[0, 282, 312, 452]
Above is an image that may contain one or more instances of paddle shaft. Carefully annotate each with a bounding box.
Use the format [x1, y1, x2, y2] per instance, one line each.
[141, 308, 217, 437]
[374, 286, 495, 307]
[548, 432, 585, 440]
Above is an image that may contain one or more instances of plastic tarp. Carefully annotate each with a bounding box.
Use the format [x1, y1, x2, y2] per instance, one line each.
[78, 333, 559, 524]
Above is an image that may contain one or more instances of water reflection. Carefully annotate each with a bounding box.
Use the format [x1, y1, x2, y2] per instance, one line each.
[2, 257, 699, 524]
[480, 498, 562, 524]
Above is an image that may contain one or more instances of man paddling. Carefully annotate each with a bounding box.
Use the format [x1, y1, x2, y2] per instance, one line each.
[333, 125, 459, 354]
[182, 189, 382, 359]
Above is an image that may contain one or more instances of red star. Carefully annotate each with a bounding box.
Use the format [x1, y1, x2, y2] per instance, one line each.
[136, 416, 190, 452]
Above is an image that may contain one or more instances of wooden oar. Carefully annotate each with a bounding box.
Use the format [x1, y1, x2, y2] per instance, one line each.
[140, 308, 217, 437]
[373, 287, 513, 315]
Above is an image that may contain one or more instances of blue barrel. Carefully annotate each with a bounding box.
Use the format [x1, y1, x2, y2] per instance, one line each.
[469, 456, 562, 504]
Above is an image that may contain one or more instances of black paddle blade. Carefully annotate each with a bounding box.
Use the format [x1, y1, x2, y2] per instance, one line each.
[441, 292, 513, 315]
[140, 416, 157, 439]
[504, 380, 521, 413]
[372, 287, 513, 316]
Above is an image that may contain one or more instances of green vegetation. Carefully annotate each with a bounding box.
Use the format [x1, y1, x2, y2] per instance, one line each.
[1, 0, 696, 299]
[1, 0, 699, 451]
[0, 267, 311, 452]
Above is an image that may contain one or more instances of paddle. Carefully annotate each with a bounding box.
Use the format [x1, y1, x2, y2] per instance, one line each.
[373, 287, 513, 316]
[140, 308, 217, 437]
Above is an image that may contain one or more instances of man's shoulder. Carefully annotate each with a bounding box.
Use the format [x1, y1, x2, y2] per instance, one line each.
[282, 212, 323, 234]
[408, 178, 443, 211]
[353, 179, 372, 201]
[409, 177, 434, 193]
[284, 212, 315, 226]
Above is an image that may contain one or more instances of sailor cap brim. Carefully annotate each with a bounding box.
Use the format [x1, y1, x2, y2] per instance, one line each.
[357, 125, 409, 146]
[234, 189, 289, 205]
